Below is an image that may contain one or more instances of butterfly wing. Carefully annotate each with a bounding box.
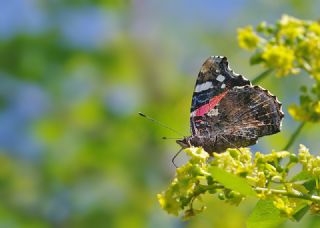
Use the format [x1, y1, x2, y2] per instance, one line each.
[203, 85, 284, 152]
[190, 56, 250, 135]
[189, 56, 284, 153]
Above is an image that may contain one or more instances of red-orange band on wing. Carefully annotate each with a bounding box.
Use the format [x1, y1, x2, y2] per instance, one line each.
[195, 90, 228, 116]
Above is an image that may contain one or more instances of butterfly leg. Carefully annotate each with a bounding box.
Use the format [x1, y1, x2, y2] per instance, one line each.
[218, 134, 242, 154]
[172, 148, 183, 168]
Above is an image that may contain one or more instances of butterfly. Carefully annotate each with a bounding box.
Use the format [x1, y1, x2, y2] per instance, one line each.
[176, 56, 284, 154]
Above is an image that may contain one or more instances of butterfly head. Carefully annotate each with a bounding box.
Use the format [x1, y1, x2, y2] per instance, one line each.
[176, 137, 191, 149]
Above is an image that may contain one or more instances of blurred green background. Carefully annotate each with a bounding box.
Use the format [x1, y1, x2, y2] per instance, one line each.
[1, 0, 320, 227]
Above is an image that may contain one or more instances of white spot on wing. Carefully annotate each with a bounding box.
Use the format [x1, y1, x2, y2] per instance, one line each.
[216, 75, 225, 82]
[221, 83, 226, 89]
[195, 81, 213, 93]
[207, 108, 219, 116]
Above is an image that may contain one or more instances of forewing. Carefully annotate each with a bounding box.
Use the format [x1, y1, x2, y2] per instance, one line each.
[190, 56, 250, 134]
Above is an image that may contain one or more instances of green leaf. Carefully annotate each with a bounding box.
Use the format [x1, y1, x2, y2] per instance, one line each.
[300, 85, 307, 93]
[303, 179, 316, 192]
[291, 171, 313, 182]
[247, 200, 286, 228]
[250, 52, 263, 65]
[292, 204, 310, 222]
[292, 184, 309, 194]
[300, 95, 312, 105]
[209, 166, 256, 196]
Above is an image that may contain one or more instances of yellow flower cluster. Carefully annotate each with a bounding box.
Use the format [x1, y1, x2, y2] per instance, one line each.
[261, 44, 296, 76]
[211, 148, 252, 174]
[237, 26, 261, 50]
[273, 197, 296, 217]
[298, 144, 320, 176]
[238, 15, 320, 122]
[278, 14, 305, 41]
[158, 146, 320, 220]
[238, 15, 320, 78]
[157, 148, 209, 216]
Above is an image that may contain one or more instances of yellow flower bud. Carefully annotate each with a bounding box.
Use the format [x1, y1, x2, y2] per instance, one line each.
[262, 44, 295, 77]
[237, 26, 261, 50]
[309, 22, 320, 36]
[314, 101, 320, 114]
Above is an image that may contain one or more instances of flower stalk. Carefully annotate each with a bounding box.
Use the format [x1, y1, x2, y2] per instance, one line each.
[283, 122, 306, 150]
[252, 68, 274, 84]
[255, 187, 320, 203]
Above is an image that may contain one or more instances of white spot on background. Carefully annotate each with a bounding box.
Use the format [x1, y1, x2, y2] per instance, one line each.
[216, 75, 225, 82]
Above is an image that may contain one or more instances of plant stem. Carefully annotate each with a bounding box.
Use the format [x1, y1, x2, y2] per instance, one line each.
[205, 184, 320, 203]
[283, 122, 306, 151]
[255, 187, 320, 203]
[252, 69, 274, 84]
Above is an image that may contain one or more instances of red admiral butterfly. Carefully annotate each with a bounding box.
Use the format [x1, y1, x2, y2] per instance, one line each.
[176, 56, 284, 154]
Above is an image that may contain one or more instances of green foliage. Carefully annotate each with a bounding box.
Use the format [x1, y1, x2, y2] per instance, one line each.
[1, 1, 320, 226]
[238, 14, 320, 122]
[158, 146, 320, 222]
[247, 200, 286, 228]
[209, 166, 256, 196]
[288, 82, 320, 122]
[159, 15, 320, 226]
[157, 148, 210, 218]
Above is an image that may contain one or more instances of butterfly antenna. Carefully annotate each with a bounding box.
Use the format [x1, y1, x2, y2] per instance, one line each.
[162, 137, 181, 140]
[138, 112, 184, 137]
